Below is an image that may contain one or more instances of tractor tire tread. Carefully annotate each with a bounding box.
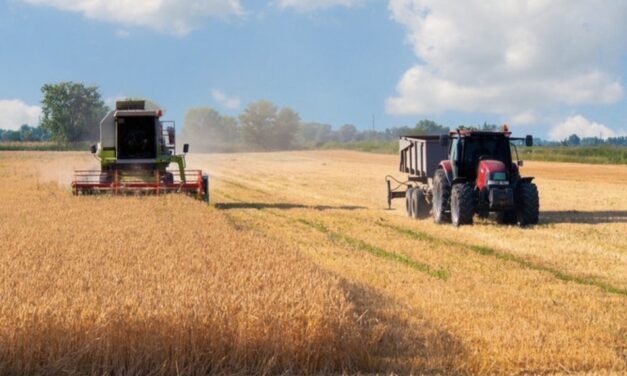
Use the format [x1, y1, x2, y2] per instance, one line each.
[432, 169, 451, 224]
[451, 183, 474, 226]
[517, 182, 539, 226]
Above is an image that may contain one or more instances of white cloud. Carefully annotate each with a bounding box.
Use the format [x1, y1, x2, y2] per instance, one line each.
[211, 89, 241, 110]
[511, 111, 537, 125]
[21, 0, 244, 35]
[386, 0, 627, 117]
[549, 115, 626, 141]
[276, 0, 364, 12]
[0, 100, 42, 131]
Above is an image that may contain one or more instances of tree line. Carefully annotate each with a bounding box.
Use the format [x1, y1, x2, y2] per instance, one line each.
[180, 100, 450, 152]
[2, 81, 625, 149]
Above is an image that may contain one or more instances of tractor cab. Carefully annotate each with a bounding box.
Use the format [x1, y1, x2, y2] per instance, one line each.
[448, 131, 515, 182]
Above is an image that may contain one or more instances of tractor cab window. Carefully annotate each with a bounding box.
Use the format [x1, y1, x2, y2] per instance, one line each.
[450, 137, 460, 178]
[459, 136, 511, 179]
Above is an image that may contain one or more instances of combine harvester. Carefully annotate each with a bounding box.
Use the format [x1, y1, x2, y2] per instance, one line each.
[386, 125, 538, 226]
[72, 100, 209, 202]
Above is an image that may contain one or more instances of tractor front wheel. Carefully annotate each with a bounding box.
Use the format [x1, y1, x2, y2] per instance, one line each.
[432, 169, 451, 224]
[451, 183, 475, 226]
[517, 182, 539, 226]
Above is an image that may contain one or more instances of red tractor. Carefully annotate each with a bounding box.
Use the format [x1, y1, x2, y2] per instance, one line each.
[386, 126, 539, 226]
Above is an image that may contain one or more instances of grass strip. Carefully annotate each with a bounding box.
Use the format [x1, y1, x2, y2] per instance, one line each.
[378, 221, 627, 297]
[297, 218, 449, 280]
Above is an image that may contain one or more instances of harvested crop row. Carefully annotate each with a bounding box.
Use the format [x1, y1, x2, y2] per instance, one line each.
[204, 152, 627, 374]
[0, 153, 378, 375]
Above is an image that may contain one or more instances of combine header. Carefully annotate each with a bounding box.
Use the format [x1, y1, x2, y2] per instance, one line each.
[386, 125, 538, 226]
[72, 100, 209, 202]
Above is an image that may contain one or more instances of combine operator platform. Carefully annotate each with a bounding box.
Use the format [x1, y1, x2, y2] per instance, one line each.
[72, 100, 209, 202]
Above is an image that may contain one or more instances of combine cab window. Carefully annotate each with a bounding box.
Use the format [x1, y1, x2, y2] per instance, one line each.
[117, 116, 157, 159]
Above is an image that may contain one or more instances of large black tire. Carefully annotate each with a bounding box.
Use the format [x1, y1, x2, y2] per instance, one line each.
[162, 172, 174, 185]
[451, 183, 475, 226]
[415, 189, 430, 218]
[517, 182, 539, 226]
[432, 169, 451, 223]
[405, 188, 414, 217]
[202, 174, 210, 204]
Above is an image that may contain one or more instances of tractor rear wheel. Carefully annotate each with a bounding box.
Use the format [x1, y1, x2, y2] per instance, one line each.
[432, 169, 451, 223]
[412, 188, 430, 218]
[451, 183, 475, 226]
[517, 182, 539, 226]
[405, 188, 414, 217]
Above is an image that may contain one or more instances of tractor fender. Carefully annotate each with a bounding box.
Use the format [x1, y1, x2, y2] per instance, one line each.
[438, 160, 454, 184]
[519, 177, 535, 184]
[512, 176, 535, 190]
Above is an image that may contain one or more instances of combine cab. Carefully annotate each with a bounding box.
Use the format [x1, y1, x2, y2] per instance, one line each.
[386, 126, 538, 226]
[72, 100, 209, 202]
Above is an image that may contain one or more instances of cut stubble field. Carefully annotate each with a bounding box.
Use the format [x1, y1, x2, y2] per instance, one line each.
[0, 150, 625, 374]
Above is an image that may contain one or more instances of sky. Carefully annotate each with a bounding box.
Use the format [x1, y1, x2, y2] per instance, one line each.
[1, 0, 626, 140]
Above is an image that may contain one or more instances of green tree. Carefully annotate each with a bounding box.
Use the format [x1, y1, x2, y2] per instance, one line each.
[19, 125, 34, 141]
[239, 100, 277, 150]
[481, 122, 499, 131]
[338, 124, 357, 143]
[40, 82, 108, 142]
[1, 130, 20, 142]
[413, 119, 449, 134]
[272, 107, 300, 150]
[181, 107, 239, 152]
[565, 134, 581, 146]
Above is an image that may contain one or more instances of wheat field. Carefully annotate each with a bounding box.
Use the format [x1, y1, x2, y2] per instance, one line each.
[0, 150, 626, 374]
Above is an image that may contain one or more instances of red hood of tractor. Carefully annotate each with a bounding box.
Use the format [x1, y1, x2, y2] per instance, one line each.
[477, 160, 508, 189]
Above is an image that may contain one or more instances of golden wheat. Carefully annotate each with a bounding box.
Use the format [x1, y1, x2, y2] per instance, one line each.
[0, 152, 378, 375]
[195, 150, 627, 374]
[0, 150, 625, 374]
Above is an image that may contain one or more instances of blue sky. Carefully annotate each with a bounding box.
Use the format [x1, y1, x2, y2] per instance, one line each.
[1, 0, 626, 140]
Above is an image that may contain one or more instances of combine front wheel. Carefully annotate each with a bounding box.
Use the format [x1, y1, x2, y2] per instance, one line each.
[202, 174, 210, 204]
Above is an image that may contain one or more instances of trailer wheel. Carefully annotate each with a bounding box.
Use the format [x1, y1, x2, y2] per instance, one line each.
[432, 169, 451, 223]
[517, 182, 539, 226]
[412, 189, 430, 218]
[405, 188, 414, 217]
[451, 183, 474, 226]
